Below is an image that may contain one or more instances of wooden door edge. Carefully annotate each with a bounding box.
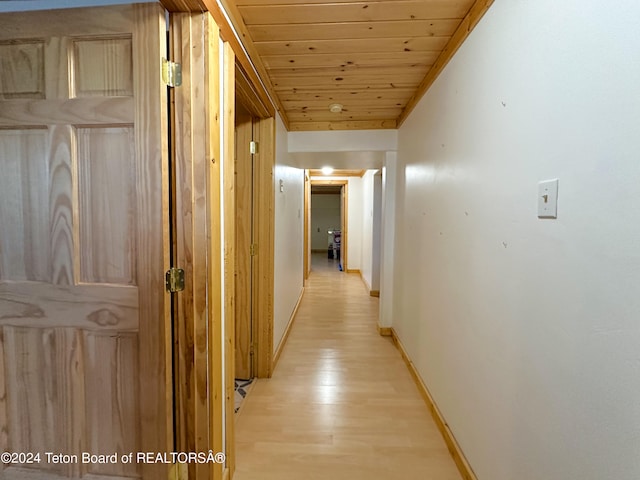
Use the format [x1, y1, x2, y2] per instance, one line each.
[222, 40, 237, 478]
[253, 116, 275, 378]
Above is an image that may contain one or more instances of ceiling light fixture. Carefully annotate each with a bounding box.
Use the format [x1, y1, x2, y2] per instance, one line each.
[329, 103, 343, 113]
[321, 166, 334, 175]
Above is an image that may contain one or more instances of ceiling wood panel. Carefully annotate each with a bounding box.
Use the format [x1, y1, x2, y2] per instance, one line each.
[269, 64, 431, 78]
[279, 88, 415, 101]
[289, 110, 401, 118]
[289, 105, 403, 116]
[254, 36, 451, 56]
[238, 1, 473, 25]
[247, 19, 461, 42]
[289, 120, 397, 131]
[226, 0, 492, 131]
[262, 51, 439, 69]
[282, 98, 411, 109]
[272, 72, 427, 88]
[270, 72, 431, 86]
[289, 115, 401, 124]
[282, 100, 409, 116]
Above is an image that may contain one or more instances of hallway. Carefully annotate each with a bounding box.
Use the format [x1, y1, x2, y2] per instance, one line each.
[233, 254, 462, 480]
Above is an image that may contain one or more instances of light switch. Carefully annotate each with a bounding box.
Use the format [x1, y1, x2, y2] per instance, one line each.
[537, 179, 558, 218]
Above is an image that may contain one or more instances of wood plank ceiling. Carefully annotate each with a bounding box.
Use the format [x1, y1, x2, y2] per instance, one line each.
[160, 0, 494, 131]
[229, 0, 492, 131]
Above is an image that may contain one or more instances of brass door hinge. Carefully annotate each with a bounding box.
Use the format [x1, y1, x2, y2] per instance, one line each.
[162, 58, 182, 87]
[249, 244, 257, 256]
[250, 141, 258, 155]
[165, 268, 185, 293]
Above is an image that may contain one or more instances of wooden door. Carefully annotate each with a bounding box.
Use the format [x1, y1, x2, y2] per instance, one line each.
[234, 104, 254, 380]
[0, 4, 171, 479]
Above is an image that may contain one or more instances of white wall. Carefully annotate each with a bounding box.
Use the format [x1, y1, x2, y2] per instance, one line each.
[379, 152, 397, 328]
[360, 171, 375, 290]
[392, 1, 640, 480]
[289, 130, 397, 153]
[310, 194, 341, 250]
[371, 171, 382, 292]
[273, 114, 304, 353]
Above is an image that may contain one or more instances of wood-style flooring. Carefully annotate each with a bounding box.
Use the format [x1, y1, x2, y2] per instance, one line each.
[233, 255, 462, 480]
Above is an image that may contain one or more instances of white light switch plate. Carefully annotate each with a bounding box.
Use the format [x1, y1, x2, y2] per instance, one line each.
[538, 179, 558, 218]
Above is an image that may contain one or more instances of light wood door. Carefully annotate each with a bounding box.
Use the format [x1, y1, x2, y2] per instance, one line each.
[0, 4, 171, 479]
[234, 104, 255, 380]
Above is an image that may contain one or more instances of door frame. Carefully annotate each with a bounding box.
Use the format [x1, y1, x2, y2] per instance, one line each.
[234, 92, 276, 379]
[304, 171, 311, 281]
[234, 103, 255, 381]
[371, 171, 383, 295]
[307, 180, 350, 273]
[169, 10, 232, 480]
[252, 115, 276, 378]
[222, 41, 237, 480]
[161, 6, 278, 480]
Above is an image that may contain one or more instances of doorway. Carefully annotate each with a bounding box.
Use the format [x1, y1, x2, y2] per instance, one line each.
[233, 78, 276, 383]
[306, 180, 349, 277]
[234, 102, 255, 381]
[370, 170, 383, 296]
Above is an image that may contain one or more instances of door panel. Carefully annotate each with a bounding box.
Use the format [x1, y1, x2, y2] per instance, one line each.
[77, 126, 136, 285]
[73, 38, 134, 97]
[0, 129, 49, 282]
[0, 41, 45, 99]
[0, 4, 170, 479]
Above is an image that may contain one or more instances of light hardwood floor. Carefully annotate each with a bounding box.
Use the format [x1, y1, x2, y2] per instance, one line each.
[233, 255, 462, 480]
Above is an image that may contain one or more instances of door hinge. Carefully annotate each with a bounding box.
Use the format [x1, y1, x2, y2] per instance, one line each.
[165, 267, 185, 293]
[250, 343, 255, 356]
[249, 244, 257, 256]
[250, 141, 258, 155]
[162, 58, 182, 87]
[169, 463, 188, 480]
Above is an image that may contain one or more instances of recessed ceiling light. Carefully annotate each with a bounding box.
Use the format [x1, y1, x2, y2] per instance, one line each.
[329, 103, 343, 113]
[321, 166, 334, 175]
